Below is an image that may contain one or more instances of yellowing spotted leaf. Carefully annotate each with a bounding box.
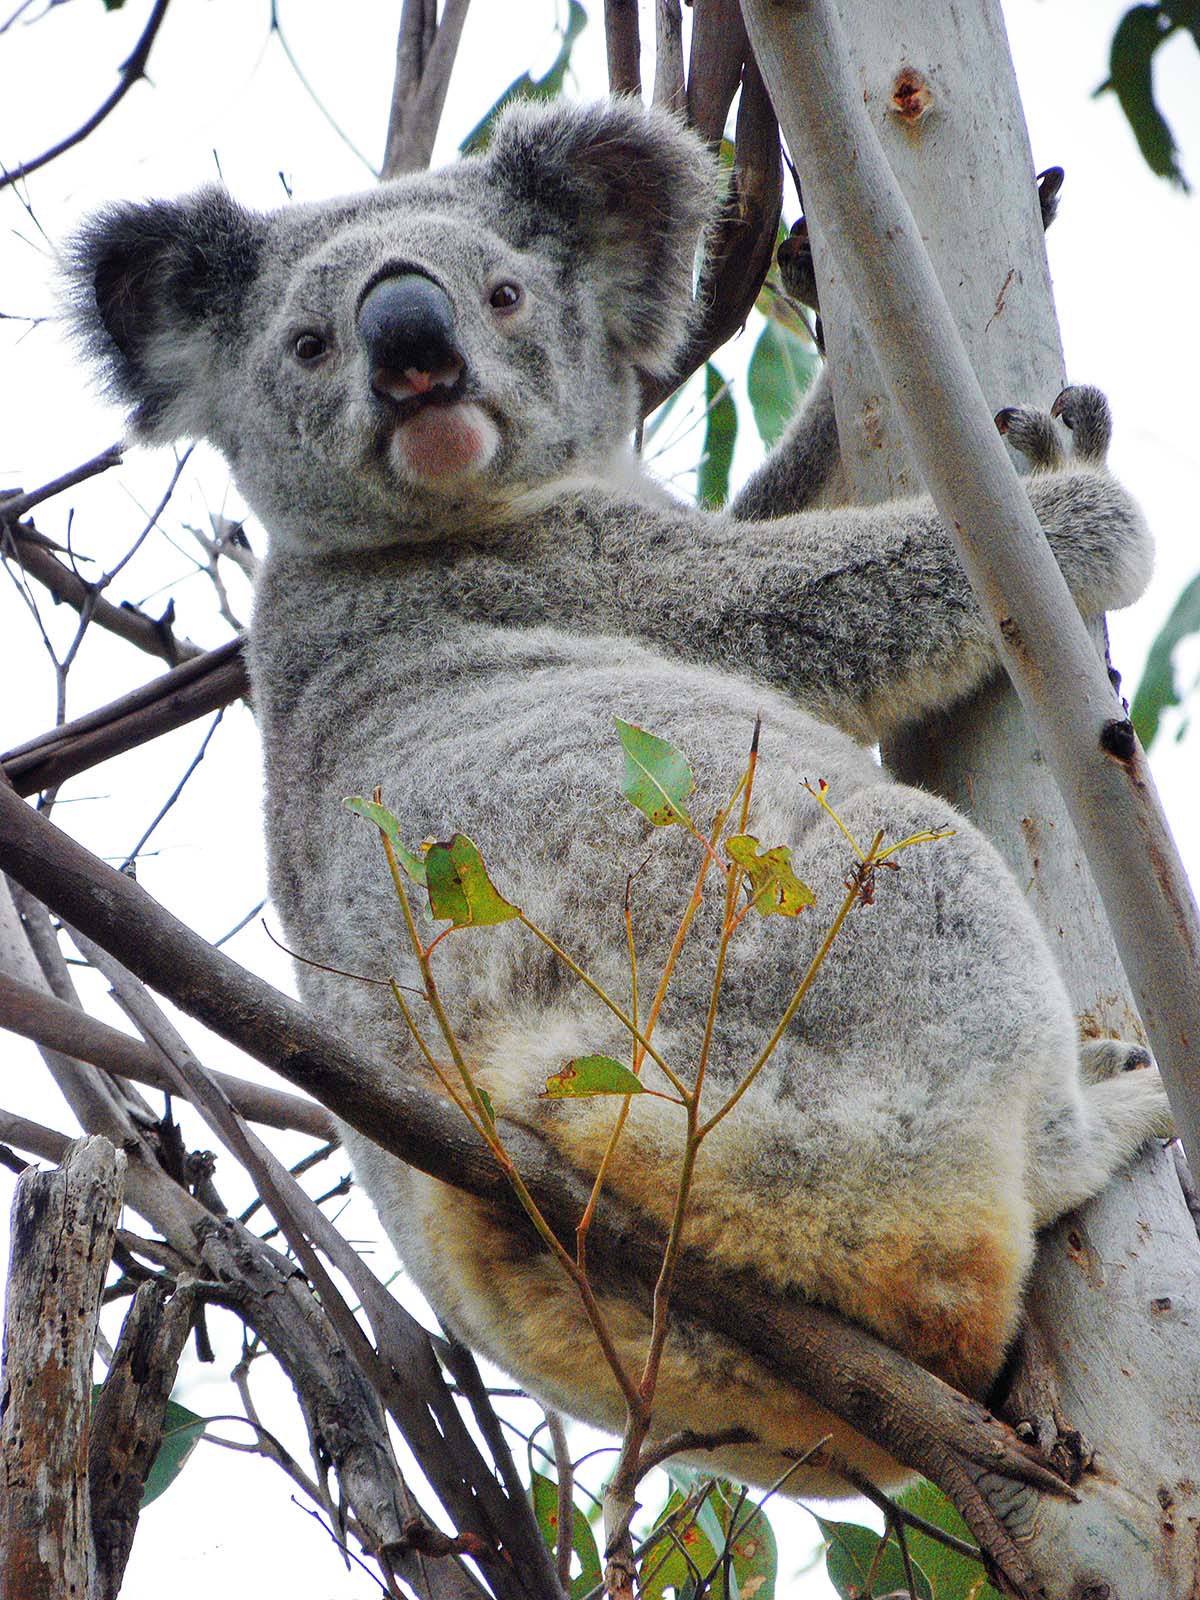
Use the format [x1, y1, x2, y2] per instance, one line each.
[726, 834, 815, 916]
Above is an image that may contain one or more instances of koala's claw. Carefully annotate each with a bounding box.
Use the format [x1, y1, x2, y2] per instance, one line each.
[1051, 384, 1112, 464]
[995, 403, 1063, 471]
[1036, 166, 1064, 232]
[996, 384, 1113, 473]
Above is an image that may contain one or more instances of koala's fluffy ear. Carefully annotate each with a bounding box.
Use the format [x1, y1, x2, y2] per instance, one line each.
[483, 98, 718, 378]
[64, 190, 265, 442]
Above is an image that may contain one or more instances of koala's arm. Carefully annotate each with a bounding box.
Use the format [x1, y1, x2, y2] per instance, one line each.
[728, 367, 845, 520]
[545, 405, 1149, 741]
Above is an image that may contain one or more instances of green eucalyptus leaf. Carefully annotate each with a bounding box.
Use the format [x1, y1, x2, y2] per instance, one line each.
[614, 718, 695, 828]
[747, 319, 819, 449]
[530, 1468, 602, 1599]
[896, 1480, 997, 1600]
[344, 796, 428, 885]
[698, 363, 738, 508]
[1101, 4, 1190, 188]
[640, 1489, 722, 1600]
[818, 1516, 933, 1600]
[726, 835, 815, 917]
[140, 1399, 208, 1507]
[424, 834, 520, 927]
[542, 1055, 646, 1099]
[723, 1495, 778, 1600]
[1130, 570, 1200, 746]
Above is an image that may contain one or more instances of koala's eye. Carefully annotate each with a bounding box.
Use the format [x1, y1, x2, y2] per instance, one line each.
[293, 332, 328, 363]
[489, 282, 522, 314]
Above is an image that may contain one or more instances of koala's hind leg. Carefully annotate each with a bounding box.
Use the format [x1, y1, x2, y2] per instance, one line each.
[995, 384, 1112, 472]
[1026, 1041, 1173, 1228]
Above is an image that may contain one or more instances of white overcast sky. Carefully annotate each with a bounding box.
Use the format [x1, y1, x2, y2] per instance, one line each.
[0, 3, 1198, 1597]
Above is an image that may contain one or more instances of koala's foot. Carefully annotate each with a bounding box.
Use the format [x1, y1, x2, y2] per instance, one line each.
[1028, 1046, 1173, 1226]
[995, 383, 1112, 473]
[1078, 1037, 1152, 1083]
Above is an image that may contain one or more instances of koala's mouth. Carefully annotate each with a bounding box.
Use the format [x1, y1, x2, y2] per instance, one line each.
[371, 359, 467, 424]
[373, 363, 501, 487]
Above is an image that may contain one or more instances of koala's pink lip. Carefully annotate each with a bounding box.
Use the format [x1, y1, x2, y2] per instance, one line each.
[372, 360, 465, 422]
[392, 399, 498, 485]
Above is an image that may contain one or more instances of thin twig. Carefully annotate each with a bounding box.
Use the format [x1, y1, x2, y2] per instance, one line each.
[836, 1463, 982, 1563]
[269, 1, 375, 174]
[0, 0, 172, 191]
[546, 1411, 574, 1594]
[118, 709, 225, 871]
[104, 447, 193, 584]
[0, 446, 124, 524]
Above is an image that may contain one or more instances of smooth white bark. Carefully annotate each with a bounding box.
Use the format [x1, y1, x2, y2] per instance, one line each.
[739, 0, 1200, 1594]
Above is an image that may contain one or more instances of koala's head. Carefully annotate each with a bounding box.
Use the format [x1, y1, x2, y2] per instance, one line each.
[66, 98, 717, 553]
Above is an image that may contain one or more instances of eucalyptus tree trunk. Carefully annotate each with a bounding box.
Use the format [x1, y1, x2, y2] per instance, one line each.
[741, 1, 1200, 1595]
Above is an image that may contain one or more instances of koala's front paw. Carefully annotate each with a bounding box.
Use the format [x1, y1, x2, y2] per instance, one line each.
[1051, 384, 1112, 464]
[778, 217, 818, 313]
[995, 384, 1112, 473]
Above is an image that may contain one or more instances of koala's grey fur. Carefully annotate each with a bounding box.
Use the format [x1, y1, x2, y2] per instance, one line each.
[68, 96, 1170, 1495]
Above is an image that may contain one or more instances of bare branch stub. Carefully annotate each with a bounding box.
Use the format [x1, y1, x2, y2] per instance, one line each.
[381, 0, 473, 178]
[0, 1137, 125, 1600]
[604, 0, 641, 97]
[89, 1278, 199, 1600]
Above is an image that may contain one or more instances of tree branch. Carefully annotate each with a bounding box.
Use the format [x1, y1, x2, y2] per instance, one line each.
[0, 1107, 69, 1163]
[0, 969, 332, 1136]
[2, 637, 248, 796]
[652, 0, 685, 116]
[603, 0, 641, 97]
[381, 0, 473, 178]
[3, 520, 202, 667]
[640, 48, 782, 414]
[0, 445, 124, 523]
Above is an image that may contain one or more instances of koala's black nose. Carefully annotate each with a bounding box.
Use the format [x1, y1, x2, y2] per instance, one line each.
[357, 273, 463, 400]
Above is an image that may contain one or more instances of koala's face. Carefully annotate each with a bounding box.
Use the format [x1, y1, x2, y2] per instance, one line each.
[67, 100, 717, 553]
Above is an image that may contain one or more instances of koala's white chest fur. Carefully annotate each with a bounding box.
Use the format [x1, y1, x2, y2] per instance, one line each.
[71, 95, 1169, 1494]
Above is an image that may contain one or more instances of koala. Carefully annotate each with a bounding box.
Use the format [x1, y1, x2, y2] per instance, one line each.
[68, 97, 1170, 1496]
